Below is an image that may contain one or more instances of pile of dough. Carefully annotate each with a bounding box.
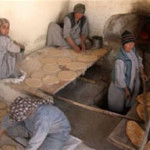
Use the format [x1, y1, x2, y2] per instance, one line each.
[21, 57, 42, 74]
[58, 71, 77, 81]
[25, 78, 43, 88]
[43, 75, 59, 85]
[42, 64, 60, 75]
[66, 62, 87, 71]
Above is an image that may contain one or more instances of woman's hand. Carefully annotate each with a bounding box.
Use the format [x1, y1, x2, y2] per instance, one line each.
[141, 72, 149, 81]
[81, 42, 86, 51]
[125, 87, 131, 99]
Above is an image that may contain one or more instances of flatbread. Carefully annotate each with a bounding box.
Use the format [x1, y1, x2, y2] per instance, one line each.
[77, 55, 97, 62]
[25, 78, 43, 88]
[31, 70, 45, 79]
[136, 104, 150, 120]
[58, 71, 77, 81]
[136, 93, 150, 106]
[48, 50, 64, 57]
[0, 109, 8, 122]
[66, 62, 87, 71]
[57, 58, 72, 66]
[144, 141, 150, 150]
[1, 144, 16, 150]
[40, 57, 57, 65]
[0, 101, 7, 109]
[21, 57, 42, 74]
[126, 121, 144, 147]
[43, 75, 59, 85]
[42, 64, 60, 75]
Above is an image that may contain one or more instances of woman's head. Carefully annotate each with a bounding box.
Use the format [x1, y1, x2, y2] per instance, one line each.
[121, 30, 135, 52]
[0, 18, 9, 35]
[9, 96, 51, 122]
[74, 3, 85, 21]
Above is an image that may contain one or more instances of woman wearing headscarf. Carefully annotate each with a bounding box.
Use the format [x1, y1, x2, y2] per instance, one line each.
[108, 30, 148, 114]
[0, 97, 71, 150]
[46, 3, 89, 52]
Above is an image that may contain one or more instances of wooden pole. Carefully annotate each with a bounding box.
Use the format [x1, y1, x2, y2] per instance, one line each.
[38, 89, 141, 122]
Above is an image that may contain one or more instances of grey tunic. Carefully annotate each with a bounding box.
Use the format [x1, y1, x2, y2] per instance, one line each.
[46, 16, 89, 47]
[0, 35, 20, 79]
[108, 50, 143, 113]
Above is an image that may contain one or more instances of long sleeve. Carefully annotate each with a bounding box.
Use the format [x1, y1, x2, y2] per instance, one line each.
[114, 59, 126, 88]
[63, 17, 72, 39]
[81, 19, 88, 37]
[6, 37, 20, 53]
[25, 107, 52, 150]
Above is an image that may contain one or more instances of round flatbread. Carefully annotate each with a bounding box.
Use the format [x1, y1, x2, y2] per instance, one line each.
[144, 141, 150, 150]
[25, 78, 43, 88]
[48, 50, 64, 57]
[21, 57, 42, 74]
[0, 101, 7, 109]
[0, 109, 8, 122]
[77, 55, 97, 62]
[58, 71, 77, 81]
[66, 62, 87, 71]
[126, 121, 144, 147]
[31, 70, 45, 79]
[57, 58, 71, 66]
[1, 144, 16, 150]
[42, 64, 60, 75]
[136, 104, 145, 120]
[136, 104, 150, 120]
[40, 57, 57, 65]
[43, 75, 59, 85]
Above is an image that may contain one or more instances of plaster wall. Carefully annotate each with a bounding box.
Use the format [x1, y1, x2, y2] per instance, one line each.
[69, 0, 150, 37]
[0, 0, 69, 53]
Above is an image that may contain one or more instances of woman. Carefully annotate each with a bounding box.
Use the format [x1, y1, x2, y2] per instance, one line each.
[0, 96, 71, 150]
[46, 3, 89, 53]
[0, 18, 25, 79]
[108, 30, 148, 114]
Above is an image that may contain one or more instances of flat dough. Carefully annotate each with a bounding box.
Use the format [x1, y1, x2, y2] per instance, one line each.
[42, 64, 60, 75]
[77, 55, 97, 62]
[21, 57, 42, 74]
[57, 58, 71, 66]
[58, 71, 77, 81]
[1, 144, 16, 150]
[126, 121, 144, 147]
[25, 78, 43, 88]
[66, 62, 87, 71]
[0, 101, 7, 109]
[31, 70, 45, 79]
[40, 57, 57, 65]
[48, 50, 64, 57]
[43, 75, 59, 85]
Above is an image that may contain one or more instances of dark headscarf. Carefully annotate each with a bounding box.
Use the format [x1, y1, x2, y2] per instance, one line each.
[121, 30, 135, 45]
[74, 3, 85, 14]
[9, 96, 51, 122]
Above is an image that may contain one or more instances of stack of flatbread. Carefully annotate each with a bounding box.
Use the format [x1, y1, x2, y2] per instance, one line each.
[126, 121, 145, 147]
[136, 104, 150, 121]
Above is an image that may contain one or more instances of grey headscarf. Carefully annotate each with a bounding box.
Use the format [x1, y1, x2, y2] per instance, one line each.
[0, 18, 9, 27]
[74, 3, 85, 14]
[9, 96, 51, 122]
